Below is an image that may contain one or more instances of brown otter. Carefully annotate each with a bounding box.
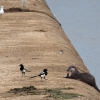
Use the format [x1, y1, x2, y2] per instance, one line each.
[64, 66, 100, 93]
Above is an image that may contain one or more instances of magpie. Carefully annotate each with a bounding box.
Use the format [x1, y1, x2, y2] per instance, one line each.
[30, 69, 48, 79]
[19, 64, 31, 75]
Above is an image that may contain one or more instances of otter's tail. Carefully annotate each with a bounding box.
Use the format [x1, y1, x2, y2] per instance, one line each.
[94, 83, 100, 93]
[95, 86, 100, 93]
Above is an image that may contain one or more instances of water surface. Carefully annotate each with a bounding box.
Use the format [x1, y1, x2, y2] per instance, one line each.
[46, 0, 100, 88]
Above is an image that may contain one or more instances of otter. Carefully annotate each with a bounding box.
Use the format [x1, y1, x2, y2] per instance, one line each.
[64, 66, 100, 93]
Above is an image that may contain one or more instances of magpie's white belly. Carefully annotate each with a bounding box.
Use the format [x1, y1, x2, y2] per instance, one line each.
[22, 69, 26, 72]
[41, 74, 45, 77]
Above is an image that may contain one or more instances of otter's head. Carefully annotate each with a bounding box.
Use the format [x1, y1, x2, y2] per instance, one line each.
[67, 66, 77, 73]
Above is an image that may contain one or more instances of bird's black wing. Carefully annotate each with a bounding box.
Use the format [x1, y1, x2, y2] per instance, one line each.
[20, 64, 25, 71]
[20, 66, 24, 71]
[38, 72, 45, 76]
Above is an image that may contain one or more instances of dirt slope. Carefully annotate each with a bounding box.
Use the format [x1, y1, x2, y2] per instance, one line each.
[0, 0, 100, 100]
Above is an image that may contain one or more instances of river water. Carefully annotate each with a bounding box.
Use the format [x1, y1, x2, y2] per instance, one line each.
[46, 0, 100, 89]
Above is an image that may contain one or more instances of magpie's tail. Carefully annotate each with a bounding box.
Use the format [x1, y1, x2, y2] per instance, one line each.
[26, 69, 31, 72]
[30, 75, 39, 78]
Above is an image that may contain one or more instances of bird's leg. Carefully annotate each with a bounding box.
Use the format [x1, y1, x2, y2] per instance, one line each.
[44, 77, 47, 80]
[41, 77, 44, 82]
[23, 72, 25, 76]
[22, 72, 25, 76]
[22, 73, 23, 76]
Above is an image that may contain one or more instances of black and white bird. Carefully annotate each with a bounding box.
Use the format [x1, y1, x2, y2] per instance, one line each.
[30, 69, 48, 79]
[19, 64, 30, 76]
[0, 6, 4, 17]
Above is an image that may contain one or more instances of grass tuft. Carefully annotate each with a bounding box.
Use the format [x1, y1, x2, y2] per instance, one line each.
[46, 88, 80, 99]
[7, 86, 83, 99]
